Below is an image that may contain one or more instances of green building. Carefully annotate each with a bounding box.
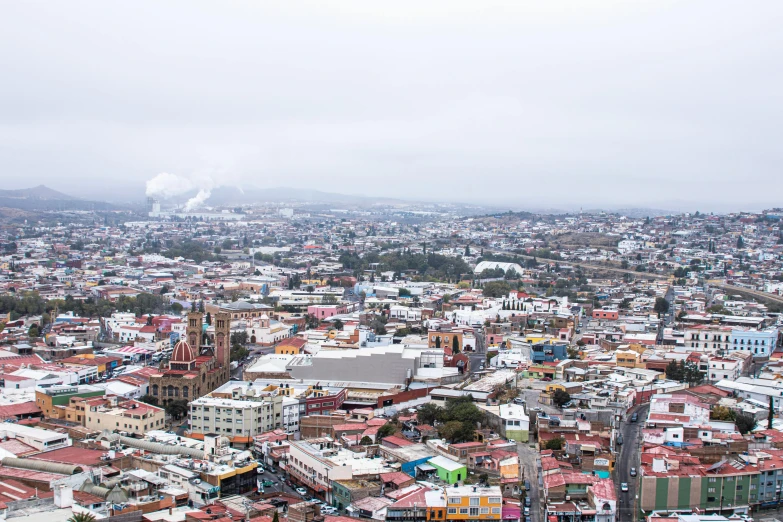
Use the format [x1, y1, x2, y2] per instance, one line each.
[640, 460, 759, 515]
[428, 456, 467, 485]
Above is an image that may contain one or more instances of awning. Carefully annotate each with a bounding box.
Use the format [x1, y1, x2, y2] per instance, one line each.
[416, 464, 436, 472]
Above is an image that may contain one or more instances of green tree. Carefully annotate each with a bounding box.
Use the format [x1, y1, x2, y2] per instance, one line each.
[438, 420, 464, 442]
[139, 394, 158, 406]
[770, 396, 775, 430]
[452, 337, 460, 354]
[333, 319, 344, 330]
[377, 422, 396, 441]
[231, 345, 249, 362]
[417, 403, 442, 426]
[205, 312, 212, 325]
[735, 412, 756, 434]
[665, 360, 684, 381]
[435, 336, 441, 348]
[483, 281, 512, 298]
[710, 405, 736, 421]
[544, 437, 564, 450]
[68, 513, 97, 522]
[360, 436, 373, 445]
[653, 297, 670, 316]
[28, 323, 40, 338]
[737, 236, 745, 249]
[165, 399, 189, 420]
[552, 390, 571, 408]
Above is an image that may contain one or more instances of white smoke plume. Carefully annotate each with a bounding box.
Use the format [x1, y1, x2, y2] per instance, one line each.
[145, 172, 195, 199]
[183, 189, 212, 211]
[146, 172, 218, 211]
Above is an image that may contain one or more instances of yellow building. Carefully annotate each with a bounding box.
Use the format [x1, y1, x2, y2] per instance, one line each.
[443, 485, 503, 521]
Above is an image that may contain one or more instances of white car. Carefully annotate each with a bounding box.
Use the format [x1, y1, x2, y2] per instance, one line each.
[296, 487, 307, 496]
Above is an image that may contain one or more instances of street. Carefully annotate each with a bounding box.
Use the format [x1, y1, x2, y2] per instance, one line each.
[616, 404, 649, 522]
[518, 442, 542, 522]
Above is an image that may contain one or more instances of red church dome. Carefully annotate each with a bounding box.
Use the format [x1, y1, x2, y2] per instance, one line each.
[171, 339, 196, 363]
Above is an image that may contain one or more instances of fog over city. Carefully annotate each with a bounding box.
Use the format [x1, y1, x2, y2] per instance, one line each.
[1, 1, 782, 211]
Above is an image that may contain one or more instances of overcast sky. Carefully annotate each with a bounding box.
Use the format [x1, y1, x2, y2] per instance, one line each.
[1, 1, 782, 211]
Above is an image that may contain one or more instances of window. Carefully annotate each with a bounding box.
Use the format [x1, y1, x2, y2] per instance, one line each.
[470, 508, 479, 516]
[459, 509, 469, 515]
[492, 508, 501, 514]
[480, 508, 489, 514]
[447, 509, 457, 514]
[488, 497, 501, 504]
[470, 498, 480, 506]
[708, 488, 715, 493]
[448, 498, 461, 504]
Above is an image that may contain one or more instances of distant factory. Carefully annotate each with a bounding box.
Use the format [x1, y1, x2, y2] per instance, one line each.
[146, 198, 245, 221]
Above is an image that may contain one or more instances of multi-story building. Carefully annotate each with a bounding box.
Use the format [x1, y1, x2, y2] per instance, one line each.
[287, 437, 392, 504]
[189, 393, 284, 447]
[730, 328, 778, 357]
[444, 485, 503, 522]
[82, 395, 165, 436]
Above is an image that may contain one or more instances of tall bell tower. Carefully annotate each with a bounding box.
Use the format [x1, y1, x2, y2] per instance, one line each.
[186, 312, 203, 352]
[214, 312, 231, 373]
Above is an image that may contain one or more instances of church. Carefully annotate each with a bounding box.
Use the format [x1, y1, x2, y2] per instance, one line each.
[149, 311, 231, 404]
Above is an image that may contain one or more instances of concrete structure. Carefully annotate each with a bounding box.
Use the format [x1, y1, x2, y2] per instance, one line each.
[428, 456, 467, 484]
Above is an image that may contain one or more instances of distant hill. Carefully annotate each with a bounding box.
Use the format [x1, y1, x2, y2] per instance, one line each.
[0, 184, 77, 200]
[205, 186, 411, 206]
[0, 185, 115, 211]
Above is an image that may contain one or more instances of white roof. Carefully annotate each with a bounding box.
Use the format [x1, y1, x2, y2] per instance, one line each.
[428, 455, 465, 472]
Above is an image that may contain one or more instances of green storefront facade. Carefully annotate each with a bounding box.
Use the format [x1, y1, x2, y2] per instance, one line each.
[641, 471, 759, 515]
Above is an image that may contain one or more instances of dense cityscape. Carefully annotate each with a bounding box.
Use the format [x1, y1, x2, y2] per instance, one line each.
[0, 196, 783, 522]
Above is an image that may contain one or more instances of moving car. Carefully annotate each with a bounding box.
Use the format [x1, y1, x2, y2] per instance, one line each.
[630, 467, 637, 477]
[261, 480, 275, 487]
[630, 412, 638, 422]
[621, 483, 629, 492]
[513, 397, 525, 405]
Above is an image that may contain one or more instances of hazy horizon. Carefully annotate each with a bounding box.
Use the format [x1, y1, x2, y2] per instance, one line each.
[2, 1, 782, 212]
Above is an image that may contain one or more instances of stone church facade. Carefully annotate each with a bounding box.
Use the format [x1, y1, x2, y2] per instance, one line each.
[150, 312, 231, 404]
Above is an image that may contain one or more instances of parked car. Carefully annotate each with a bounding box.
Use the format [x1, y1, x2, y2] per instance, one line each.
[541, 377, 552, 381]
[630, 467, 637, 477]
[616, 434, 624, 445]
[296, 487, 307, 496]
[523, 506, 530, 516]
[321, 507, 338, 515]
[513, 397, 525, 405]
[261, 480, 275, 487]
[524, 497, 531, 507]
[524, 480, 531, 491]
[621, 483, 629, 492]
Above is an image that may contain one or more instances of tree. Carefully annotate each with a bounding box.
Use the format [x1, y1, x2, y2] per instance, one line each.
[139, 394, 158, 406]
[665, 360, 684, 381]
[737, 236, 745, 249]
[544, 437, 564, 450]
[360, 436, 373, 445]
[165, 399, 189, 420]
[770, 396, 775, 430]
[452, 337, 460, 354]
[333, 319, 344, 330]
[653, 297, 670, 316]
[377, 422, 396, 441]
[205, 312, 212, 325]
[28, 324, 39, 338]
[552, 390, 571, 408]
[231, 345, 249, 362]
[735, 412, 756, 434]
[438, 420, 464, 442]
[171, 302, 183, 314]
[417, 403, 442, 426]
[465, 244, 471, 256]
[68, 513, 97, 522]
[272, 511, 280, 522]
[306, 286, 314, 293]
[483, 281, 512, 298]
[710, 405, 736, 421]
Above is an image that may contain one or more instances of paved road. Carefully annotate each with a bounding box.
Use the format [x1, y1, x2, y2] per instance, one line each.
[707, 280, 783, 306]
[518, 443, 541, 522]
[616, 404, 649, 522]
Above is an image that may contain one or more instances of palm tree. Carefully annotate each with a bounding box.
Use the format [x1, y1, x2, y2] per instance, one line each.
[68, 513, 97, 522]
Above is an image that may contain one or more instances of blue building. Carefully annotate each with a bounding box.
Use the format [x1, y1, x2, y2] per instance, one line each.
[531, 342, 569, 363]
[730, 328, 778, 357]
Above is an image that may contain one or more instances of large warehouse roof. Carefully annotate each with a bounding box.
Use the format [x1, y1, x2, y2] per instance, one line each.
[473, 261, 524, 275]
